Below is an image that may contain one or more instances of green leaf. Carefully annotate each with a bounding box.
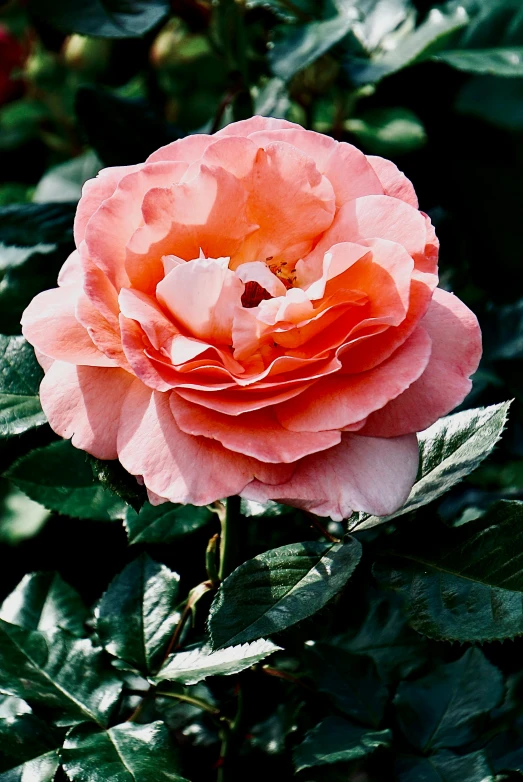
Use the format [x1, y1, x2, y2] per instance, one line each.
[0, 336, 46, 438]
[155, 639, 281, 686]
[124, 503, 213, 545]
[374, 501, 523, 642]
[345, 4, 468, 85]
[0, 573, 88, 637]
[394, 648, 503, 751]
[96, 554, 180, 673]
[208, 538, 362, 649]
[0, 203, 75, 247]
[334, 593, 427, 684]
[357, 401, 510, 530]
[33, 151, 102, 204]
[0, 621, 122, 726]
[240, 499, 292, 518]
[395, 750, 494, 782]
[29, 0, 170, 38]
[0, 695, 31, 719]
[457, 75, 523, 131]
[294, 716, 392, 772]
[0, 713, 59, 773]
[346, 107, 427, 156]
[6, 440, 129, 522]
[0, 751, 59, 782]
[0, 481, 50, 545]
[269, 15, 354, 81]
[89, 456, 146, 514]
[306, 644, 388, 727]
[61, 721, 188, 782]
[435, 46, 523, 75]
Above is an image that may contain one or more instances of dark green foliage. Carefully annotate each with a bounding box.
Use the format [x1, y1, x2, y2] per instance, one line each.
[208, 538, 362, 648]
[1, 0, 523, 779]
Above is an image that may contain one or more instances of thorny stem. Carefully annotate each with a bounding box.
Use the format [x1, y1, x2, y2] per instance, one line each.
[219, 496, 242, 581]
[206, 533, 221, 588]
[217, 684, 244, 782]
[156, 690, 221, 716]
[306, 512, 341, 543]
[261, 665, 316, 693]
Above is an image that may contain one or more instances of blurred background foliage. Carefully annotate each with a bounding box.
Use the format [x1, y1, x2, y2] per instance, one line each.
[2, 0, 523, 780]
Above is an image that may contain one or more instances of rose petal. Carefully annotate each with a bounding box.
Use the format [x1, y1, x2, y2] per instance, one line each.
[367, 155, 418, 208]
[242, 432, 419, 520]
[230, 141, 336, 268]
[157, 256, 244, 345]
[277, 326, 432, 431]
[248, 128, 383, 207]
[74, 164, 139, 246]
[361, 288, 482, 437]
[84, 161, 188, 290]
[40, 362, 136, 459]
[117, 383, 293, 505]
[170, 393, 341, 462]
[21, 287, 115, 367]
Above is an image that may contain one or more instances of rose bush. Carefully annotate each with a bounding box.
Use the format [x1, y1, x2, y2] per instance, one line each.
[21, 116, 481, 519]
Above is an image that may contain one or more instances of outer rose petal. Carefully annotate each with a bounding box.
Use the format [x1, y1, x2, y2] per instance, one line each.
[170, 393, 341, 463]
[74, 165, 139, 246]
[216, 116, 301, 136]
[84, 161, 188, 290]
[58, 251, 83, 287]
[361, 288, 482, 437]
[116, 383, 293, 505]
[40, 363, 136, 459]
[21, 287, 116, 367]
[367, 156, 418, 209]
[248, 128, 384, 207]
[126, 165, 256, 293]
[242, 432, 419, 520]
[277, 327, 432, 432]
[147, 134, 214, 164]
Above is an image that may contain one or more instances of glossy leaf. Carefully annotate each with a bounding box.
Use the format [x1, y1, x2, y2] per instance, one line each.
[346, 107, 426, 156]
[0, 695, 31, 719]
[335, 593, 427, 684]
[33, 151, 102, 204]
[357, 401, 510, 529]
[345, 5, 468, 85]
[96, 554, 180, 673]
[155, 639, 281, 686]
[0, 751, 59, 782]
[125, 503, 213, 545]
[29, 0, 170, 38]
[435, 46, 523, 75]
[0, 572, 88, 637]
[306, 644, 388, 727]
[395, 750, 494, 782]
[294, 717, 392, 772]
[394, 648, 503, 751]
[0, 336, 46, 438]
[0, 713, 59, 773]
[269, 15, 354, 81]
[61, 721, 188, 782]
[0, 621, 122, 725]
[0, 482, 50, 545]
[0, 203, 75, 247]
[208, 538, 362, 649]
[6, 440, 129, 522]
[374, 501, 523, 641]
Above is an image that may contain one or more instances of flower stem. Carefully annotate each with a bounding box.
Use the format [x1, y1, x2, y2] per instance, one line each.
[156, 690, 221, 716]
[306, 512, 341, 543]
[219, 496, 242, 581]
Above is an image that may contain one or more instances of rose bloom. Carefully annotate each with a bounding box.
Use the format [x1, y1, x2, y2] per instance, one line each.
[22, 117, 481, 520]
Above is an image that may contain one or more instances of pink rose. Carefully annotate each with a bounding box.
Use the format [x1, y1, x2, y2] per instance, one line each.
[22, 117, 482, 520]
